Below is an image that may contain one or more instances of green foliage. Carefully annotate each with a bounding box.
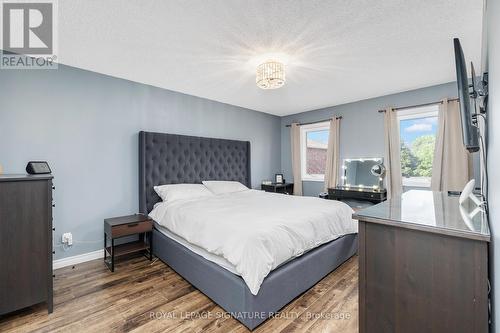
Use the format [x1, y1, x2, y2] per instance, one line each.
[412, 135, 435, 177]
[400, 143, 417, 177]
[400, 135, 436, 178]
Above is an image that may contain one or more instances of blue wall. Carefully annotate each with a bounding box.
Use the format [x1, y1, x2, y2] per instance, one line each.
[0, 64, 482, 260]
[0, 65, 281, 259]
[280, 82, 478, 196]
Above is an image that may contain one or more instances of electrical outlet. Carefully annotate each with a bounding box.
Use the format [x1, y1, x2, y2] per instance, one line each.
[62, 232, 73, 246]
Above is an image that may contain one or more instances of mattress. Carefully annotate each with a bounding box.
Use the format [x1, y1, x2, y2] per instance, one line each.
[155, 222, 332, 278]
[155, 223, 239, 275]
[149, 189, 357, 295]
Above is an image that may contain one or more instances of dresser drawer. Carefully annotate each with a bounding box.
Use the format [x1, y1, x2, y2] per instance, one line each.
[359, 191, 377, 200]
[112, 220, 152, 238]
[328, 188, 386, 203]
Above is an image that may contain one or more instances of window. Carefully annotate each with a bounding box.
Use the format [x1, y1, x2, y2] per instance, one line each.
[398, 104, 439, 188]
[300, 122, 330, 181]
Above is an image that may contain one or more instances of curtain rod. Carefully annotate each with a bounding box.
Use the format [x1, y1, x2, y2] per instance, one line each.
[285, 116, 342, 127]
[377, 98, 459, 113]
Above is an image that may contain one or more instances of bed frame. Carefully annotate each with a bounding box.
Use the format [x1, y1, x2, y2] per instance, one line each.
[138, 131, 358, 330]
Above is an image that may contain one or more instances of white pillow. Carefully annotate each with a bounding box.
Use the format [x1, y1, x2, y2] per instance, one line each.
[202, 181, 249, 195]
[154, 184, 213, 202]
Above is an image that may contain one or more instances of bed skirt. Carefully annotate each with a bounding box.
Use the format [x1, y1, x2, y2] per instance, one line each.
[152, 228, 358, 330]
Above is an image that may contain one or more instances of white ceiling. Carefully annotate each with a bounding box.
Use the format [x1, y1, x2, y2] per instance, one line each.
[58, 0, 483, 116]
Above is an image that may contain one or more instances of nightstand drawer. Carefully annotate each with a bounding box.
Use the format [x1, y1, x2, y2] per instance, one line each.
[112, 220, 152, 238]
[261, 183, 294, 194]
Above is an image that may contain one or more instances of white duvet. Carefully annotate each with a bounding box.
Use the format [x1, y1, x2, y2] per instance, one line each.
[149, 190, 357, 295]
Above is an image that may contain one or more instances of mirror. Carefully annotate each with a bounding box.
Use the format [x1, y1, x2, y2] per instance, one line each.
[370, 164, 386, 178]
[342, 158, 384, 190]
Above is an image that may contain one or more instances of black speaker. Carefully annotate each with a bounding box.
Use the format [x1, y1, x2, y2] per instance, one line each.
[26, 161, 51, 174]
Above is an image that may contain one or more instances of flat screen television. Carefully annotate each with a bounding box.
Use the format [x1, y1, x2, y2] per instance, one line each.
[453, 38, 479, 152]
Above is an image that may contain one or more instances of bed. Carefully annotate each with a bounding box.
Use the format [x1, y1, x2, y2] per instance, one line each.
[138, 131, 358, 330]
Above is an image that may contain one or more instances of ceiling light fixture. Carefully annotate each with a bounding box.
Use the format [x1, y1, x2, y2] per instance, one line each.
[256, 60, 285, 89]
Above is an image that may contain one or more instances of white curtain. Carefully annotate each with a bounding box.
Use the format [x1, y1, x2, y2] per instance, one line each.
[431, 99, 471, 191]
[290, 123, 303, 195]
[384, 107, 402, 199]
[324, 118, 340, 191]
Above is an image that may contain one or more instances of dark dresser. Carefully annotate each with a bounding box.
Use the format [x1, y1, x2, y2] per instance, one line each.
[0, 174, 54, 315]
[354, 190, 490, 333]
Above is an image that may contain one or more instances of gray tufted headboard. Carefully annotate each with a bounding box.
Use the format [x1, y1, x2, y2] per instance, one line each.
[139, 131, 251, 214]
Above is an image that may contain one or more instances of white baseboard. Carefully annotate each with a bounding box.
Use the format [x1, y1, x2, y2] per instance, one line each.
[53, 249, 102, 270]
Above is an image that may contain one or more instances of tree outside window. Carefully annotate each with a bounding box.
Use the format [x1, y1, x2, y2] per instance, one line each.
[398, 105, 439, 188]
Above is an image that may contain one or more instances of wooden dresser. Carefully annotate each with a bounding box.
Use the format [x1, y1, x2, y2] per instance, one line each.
[354, 190, 490, 333]
[0, 174, 54, 315]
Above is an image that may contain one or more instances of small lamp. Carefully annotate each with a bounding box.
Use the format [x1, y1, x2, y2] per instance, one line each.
[370, 163, 386, 190]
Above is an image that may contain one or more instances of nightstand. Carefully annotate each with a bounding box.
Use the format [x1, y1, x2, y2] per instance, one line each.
[104, 214, 153, 272]
[261, 182, 294, 194]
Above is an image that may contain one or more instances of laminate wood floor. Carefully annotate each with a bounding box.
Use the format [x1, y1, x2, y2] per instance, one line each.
[0, 254, 358, 333]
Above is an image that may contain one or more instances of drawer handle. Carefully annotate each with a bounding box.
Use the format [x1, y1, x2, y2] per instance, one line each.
[127, 223, 139, 227]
